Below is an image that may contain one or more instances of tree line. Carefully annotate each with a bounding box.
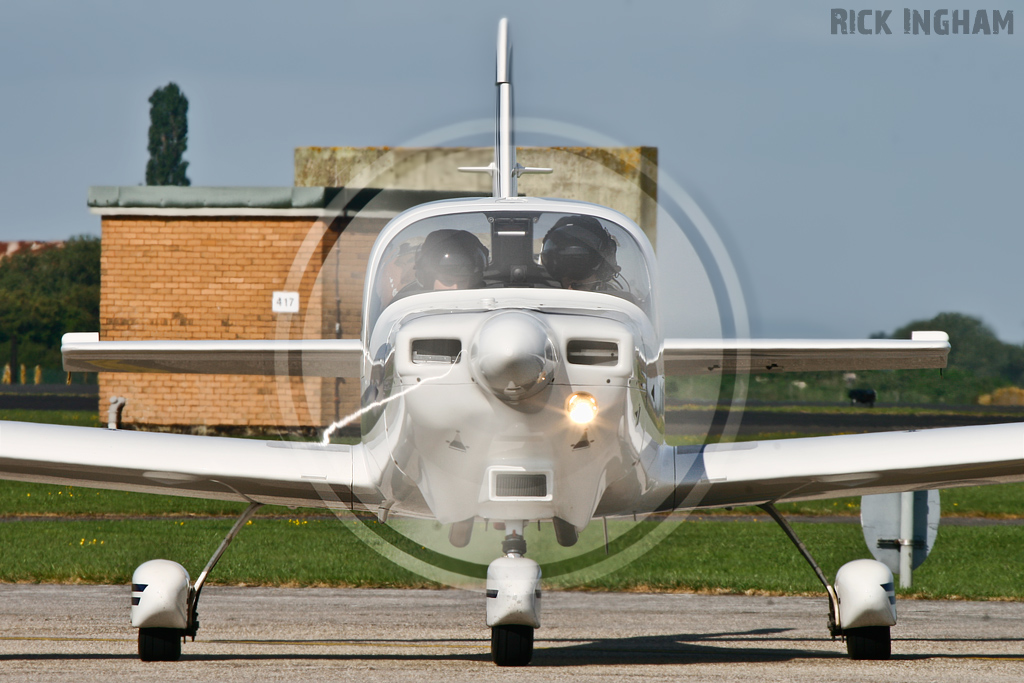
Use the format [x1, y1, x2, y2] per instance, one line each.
[679, 312, 1024, 406]
[0, 236, 100, 374]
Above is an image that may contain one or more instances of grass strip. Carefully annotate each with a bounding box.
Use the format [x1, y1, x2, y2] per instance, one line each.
[0, 482, 322, 518]
[2, 518, 1021, 600]
[561, 520, 1024, 600]
[0, 409, 101, 427]
[688, 482, 1024, 519]
[5, 479, 1021, 519]
[0, 517, 432, 588]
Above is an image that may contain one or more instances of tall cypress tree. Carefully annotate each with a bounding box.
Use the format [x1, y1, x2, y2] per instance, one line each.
[145, 83, 191, 186]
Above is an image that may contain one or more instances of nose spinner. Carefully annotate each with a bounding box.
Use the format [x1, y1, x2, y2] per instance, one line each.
[471, 311, 558, 401]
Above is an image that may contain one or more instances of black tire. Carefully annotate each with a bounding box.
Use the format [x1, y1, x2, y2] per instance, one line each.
[845, 625, 890, 660]
[491, 624, 534, 666]
[138, 627, 182, 662]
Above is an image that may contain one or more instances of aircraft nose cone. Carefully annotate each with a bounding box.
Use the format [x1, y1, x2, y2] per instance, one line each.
[471, 311, 558, 401]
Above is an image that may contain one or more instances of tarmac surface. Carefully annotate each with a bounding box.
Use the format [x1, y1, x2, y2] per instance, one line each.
[1, 585, 1022, 682]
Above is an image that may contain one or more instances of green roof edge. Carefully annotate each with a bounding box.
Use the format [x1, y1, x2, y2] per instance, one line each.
[88, 186, 487, 210]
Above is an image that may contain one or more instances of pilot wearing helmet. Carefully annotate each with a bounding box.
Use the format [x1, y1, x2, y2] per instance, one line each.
[541, 215, 620, 291]
[414, 229, 489, 291]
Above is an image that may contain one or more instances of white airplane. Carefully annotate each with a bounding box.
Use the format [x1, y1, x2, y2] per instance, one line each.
[3, 19, 1022, 667]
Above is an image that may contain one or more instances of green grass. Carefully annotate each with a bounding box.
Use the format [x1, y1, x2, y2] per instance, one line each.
[0, 517, 432, 588]
[10, 480, 1018, 520]
[2, 517, 1020, 600]
[0, 409, 101, 427]
[571, 520, 1024, 600]
[0, 482, 323, 517]
[685, 484, 1024, 519]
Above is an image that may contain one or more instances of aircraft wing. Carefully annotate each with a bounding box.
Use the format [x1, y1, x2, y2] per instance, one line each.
[61, 333, 364, 377]
[0, 421, 383, 510]
[662, 332, 950, 375]
[646, 422, 1024, 512]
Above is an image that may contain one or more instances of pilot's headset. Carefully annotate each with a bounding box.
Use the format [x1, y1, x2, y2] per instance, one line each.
[541, 215, 619, 287]
[415, 229, 489, 289]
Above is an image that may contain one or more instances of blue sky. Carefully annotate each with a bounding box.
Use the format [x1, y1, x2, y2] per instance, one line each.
[2, 1, 1021, 341]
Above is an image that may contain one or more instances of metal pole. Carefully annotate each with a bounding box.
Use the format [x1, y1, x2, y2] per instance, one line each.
[899, 491, 914, 588]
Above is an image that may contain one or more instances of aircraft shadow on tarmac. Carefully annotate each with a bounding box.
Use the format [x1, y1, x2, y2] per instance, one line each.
[3, 628, 1023, 665]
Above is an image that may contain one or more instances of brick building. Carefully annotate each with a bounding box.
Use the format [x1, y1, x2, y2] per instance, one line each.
[92, 146, 656, 431]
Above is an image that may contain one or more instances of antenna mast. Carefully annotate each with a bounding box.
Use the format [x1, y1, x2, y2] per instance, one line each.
[495, 18, 515, 199]
[461, 19, 551, 198]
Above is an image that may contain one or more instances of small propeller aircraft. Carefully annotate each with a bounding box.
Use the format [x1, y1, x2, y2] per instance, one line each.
[2, 19, 1022, 667]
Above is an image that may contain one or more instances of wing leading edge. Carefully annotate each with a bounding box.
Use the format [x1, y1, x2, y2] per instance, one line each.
[0, 421, 383, 510]
[637, 422, 1024, 513]
[662, 332, 949, 375]
[61, 333, 364, 377]
[63, 331, 947, 378]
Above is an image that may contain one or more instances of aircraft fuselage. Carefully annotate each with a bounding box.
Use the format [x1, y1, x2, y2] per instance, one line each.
[357, 198, 664, 535]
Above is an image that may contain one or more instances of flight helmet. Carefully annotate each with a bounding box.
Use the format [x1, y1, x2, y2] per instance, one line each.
[541, 215, 619, 287]
[415, 229, 489, 289]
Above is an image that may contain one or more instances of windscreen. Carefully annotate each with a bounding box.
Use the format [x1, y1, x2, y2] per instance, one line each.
[368, 211, 653, 329]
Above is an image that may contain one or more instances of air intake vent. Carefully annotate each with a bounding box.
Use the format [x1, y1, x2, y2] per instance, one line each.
[412, 339, 461, 364]
[494, 473, 547, 498]
[567, 340, 619, 366]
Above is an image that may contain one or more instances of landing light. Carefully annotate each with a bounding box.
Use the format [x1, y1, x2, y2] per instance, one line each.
[566, 393, 598, 425]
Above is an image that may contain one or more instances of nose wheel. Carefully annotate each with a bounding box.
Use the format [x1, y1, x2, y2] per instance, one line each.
[138, 627, 182, 662]
[492, 624, 534, 666]
[487, 522, 541, 666]
[845, 626, 891, 660]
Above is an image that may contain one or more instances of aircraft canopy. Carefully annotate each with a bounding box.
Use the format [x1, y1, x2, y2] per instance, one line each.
[369, 210, 654, 329]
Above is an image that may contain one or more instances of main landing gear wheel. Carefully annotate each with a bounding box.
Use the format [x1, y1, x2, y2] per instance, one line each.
[845, 626, 891, 660]
[138, 627, 183, 662]
[491, 624, 534, 666]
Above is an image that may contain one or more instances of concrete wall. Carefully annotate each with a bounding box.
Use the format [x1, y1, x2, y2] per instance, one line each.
[295, 146, 658, 248]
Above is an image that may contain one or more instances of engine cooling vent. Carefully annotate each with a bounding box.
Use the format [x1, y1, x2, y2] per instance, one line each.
[412, 339, 461, 364]
[494, 473, 548, 498]
[567, 340, 619, 366]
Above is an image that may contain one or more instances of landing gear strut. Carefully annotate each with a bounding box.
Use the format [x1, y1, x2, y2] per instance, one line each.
[132, 501, 263, 661]
[760, 503, 893, 660]
[486, 522, 541, 666]
[758, 503, 842, 637]
[183, 501, 263, 642]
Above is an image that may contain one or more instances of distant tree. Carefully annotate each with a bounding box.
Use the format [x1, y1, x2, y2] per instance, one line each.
[0, 236, 100, 371]
[145, 83, 191, 186]
[740, 312, 1024, 406]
